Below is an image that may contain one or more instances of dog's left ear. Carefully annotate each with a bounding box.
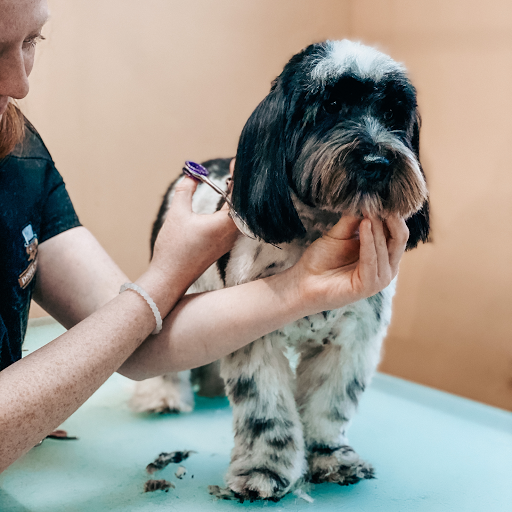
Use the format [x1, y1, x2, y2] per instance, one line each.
[405, 201, 430, 250]
[405, 111, 430, 250]
[232, 83, 306, 245]
[410, 110, 421, 160]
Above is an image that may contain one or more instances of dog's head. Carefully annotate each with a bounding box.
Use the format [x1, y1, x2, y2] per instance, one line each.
[232, 40, 429, 250]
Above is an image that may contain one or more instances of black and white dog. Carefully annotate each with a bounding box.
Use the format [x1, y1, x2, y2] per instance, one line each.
[132, 40, 429, 501]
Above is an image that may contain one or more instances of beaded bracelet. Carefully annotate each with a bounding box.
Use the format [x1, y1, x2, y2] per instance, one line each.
[119, 282, 163, 335]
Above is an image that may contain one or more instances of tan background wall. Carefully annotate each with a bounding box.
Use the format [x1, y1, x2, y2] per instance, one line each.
[25, 0, 512, 410]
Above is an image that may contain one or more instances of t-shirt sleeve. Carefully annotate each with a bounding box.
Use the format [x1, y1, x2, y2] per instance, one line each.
[39, 162, 81, 244]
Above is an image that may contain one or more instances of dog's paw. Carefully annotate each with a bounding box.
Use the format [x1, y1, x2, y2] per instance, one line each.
[308, 445, 375, 486]
[224, 467, 291, 502]
[130, 375, 193, 414]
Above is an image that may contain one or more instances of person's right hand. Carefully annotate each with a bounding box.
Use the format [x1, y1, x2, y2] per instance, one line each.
[138, 176, 239, 314]
[291, 214, 409, 313]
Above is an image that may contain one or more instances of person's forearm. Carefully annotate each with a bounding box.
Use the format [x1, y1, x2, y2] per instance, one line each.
[0, 272, 179, 473]
[119, 267, 312, 379]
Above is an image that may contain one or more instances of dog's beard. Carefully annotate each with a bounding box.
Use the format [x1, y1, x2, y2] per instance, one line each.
[293, 120, 428, 219]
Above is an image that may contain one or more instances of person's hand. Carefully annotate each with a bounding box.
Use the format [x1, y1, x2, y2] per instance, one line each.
[291, 214, 409, 312]
[139, 176, 239, 312]
[152, 176, 239, 281]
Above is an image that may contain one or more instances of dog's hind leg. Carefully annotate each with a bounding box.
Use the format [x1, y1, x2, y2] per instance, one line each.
[191, 361, 225, 397]
[295, 291, 394, 485]
[220, 333, 306, 501]
[130, 372, 194, 414]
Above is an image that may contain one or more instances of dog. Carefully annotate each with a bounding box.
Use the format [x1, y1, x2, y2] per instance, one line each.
[131, 39, 429, 501]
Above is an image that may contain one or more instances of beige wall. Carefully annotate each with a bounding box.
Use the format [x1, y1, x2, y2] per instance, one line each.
[25, 1, 512, 410]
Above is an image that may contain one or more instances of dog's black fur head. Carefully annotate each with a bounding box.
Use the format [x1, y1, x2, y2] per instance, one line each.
[232, 40, 429, 250]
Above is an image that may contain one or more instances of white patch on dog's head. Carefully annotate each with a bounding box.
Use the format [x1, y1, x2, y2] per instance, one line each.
[311, 40, 404, 83]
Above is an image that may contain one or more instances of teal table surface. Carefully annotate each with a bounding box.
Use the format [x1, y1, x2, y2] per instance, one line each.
[1, 319, 511, 512]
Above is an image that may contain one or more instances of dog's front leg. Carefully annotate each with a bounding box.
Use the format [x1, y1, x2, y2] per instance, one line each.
[295, 296, 392, 486]
[220, 334, 306, 501]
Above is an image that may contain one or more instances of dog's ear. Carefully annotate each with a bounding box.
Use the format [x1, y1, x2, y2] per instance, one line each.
[405, 200, 430, 250]
[405, 111, 430, 250]
[232, 84, 306, 244]
[410, 110, 421, 160]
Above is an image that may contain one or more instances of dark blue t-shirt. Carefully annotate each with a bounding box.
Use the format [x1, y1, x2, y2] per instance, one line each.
[0, 122, 81, 371]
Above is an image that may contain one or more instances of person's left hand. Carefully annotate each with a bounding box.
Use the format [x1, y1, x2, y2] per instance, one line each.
[290, 213, 409, 313]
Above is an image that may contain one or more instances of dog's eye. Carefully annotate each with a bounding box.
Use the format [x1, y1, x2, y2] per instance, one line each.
[384, 109, 394, 121]
[324, 99, 341, 114]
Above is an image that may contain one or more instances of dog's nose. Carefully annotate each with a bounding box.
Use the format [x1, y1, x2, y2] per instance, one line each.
[362, 156, 390, 179]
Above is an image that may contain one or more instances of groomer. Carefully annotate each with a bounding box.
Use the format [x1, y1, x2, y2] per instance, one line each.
[0, 0, 409, 473]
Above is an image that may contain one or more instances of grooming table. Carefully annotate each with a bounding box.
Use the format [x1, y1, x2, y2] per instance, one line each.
[1, 318, 511, 512]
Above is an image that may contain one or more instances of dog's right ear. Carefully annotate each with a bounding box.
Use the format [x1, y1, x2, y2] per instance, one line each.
[232, 84, 306, 245]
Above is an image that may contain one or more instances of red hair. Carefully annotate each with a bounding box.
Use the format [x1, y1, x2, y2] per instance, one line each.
[0, 102, 25, 160]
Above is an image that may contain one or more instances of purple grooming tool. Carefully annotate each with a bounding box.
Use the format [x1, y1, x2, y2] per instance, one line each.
[183, 161, 209, 178]
[182, 160, 281, 249]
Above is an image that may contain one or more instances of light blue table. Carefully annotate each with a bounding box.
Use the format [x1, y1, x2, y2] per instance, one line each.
[1, 319, 511, 511]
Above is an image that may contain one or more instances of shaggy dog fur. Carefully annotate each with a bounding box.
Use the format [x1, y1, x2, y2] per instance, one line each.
[131, 39, 430, 501]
